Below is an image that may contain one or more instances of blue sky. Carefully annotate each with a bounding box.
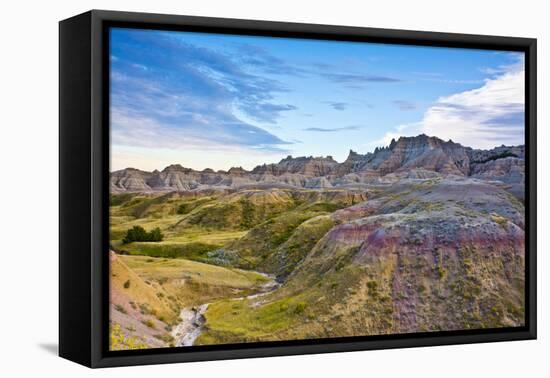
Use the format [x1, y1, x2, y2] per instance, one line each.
[110, 27, 525, 171]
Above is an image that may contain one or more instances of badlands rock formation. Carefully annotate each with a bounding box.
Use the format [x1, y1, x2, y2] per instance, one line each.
[111, 134, 525, 195]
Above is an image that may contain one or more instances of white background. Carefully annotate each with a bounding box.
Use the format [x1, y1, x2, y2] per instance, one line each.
[0, 0, 547, 376]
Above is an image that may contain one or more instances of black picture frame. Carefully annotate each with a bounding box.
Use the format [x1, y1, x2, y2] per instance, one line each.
[59, 9, 537, 368]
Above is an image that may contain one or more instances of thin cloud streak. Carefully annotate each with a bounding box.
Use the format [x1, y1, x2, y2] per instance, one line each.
[303, 125, 362, 133]
[393, 100, 417, 111]
[324, 101, 349, 111]
[325, 72, 402, 84]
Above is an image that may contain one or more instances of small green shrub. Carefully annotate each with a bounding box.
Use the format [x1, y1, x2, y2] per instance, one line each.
[153, 333, 175, 343]
[139, 303, 157, 316]
[294, 302, 307, 314]
[491, 214, 508, 227]
[122, 226, 164, 244]
[123, 280, 130, 289]
[114, 304, 127, 314]
[142, 319, 155, 329]
[367, 280, 378, 292]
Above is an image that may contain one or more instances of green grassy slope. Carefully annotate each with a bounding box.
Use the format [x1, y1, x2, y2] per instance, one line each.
[110, 181, 525, 348]
[194, 180, 525, 345]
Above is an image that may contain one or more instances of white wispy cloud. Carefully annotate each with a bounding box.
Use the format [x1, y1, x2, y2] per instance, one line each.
[111, 108, 292, 153]
[371, 55, 525, 150]
[302, 125, 362, 132]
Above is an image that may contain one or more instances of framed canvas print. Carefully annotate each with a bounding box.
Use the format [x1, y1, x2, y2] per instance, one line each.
[59, 10, 536, 368]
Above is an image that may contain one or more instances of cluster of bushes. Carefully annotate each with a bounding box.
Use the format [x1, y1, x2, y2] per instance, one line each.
[122, 226, 164, 244]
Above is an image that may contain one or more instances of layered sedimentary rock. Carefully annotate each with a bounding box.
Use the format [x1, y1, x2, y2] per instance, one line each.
[110, 134, 525, 193]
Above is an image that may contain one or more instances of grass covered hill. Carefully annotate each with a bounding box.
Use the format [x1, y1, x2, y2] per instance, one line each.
[109, 173, 525, 349]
